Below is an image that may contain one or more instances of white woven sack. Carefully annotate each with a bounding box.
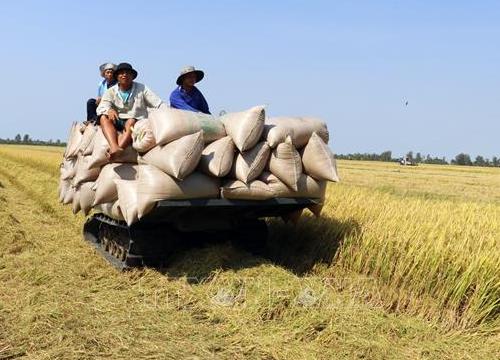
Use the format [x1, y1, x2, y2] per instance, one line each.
[231, 141, 270, 183]
[301, 132, 339, 182]
[131, 119, 156, 153]
[73, 155, 101, 185]
[115, 179, 139, 226]
[198, 136, 235, 177]
[150, 105, 226, 145]
[136, 165, 220, 218]
[138, 131, 204, 180]
[221, 180, 274, 200]
[87, 128, 138, 169]
[79, 124, 98, 155]
[259, 172, 326, 199]
[93, 164, 138, 206]
[95, 201, 124, 221]
[220, 105, 265, 152]
[79, 181, 96, 216]
[263, 117, 329, 148]
[268, 136, 302, 191]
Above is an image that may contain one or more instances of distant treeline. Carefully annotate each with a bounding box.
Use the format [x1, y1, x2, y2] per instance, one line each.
[336, 151, 500, 167]
[0, 134, 66, 147]
[1, 134, 498, 167]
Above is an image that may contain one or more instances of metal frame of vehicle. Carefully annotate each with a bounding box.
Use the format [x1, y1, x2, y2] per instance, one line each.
[83, 197, 321, 269]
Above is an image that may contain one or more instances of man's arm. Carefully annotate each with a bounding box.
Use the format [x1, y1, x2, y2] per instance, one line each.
[143, 86, 163, 109]
[96, 88, 113, 117]
[169, 90, 200, 112]
[198, 90, 211, 115]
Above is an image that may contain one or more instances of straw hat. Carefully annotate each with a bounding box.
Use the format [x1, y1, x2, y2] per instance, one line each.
[176, 65, 204, 85]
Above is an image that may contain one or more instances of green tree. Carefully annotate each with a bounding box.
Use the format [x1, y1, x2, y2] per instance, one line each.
[379, 151, 392, 162]
[415, 152, 422, 163]
[14, 134, 21, 143]
[454, 153, 472, 166]
[474, 155, 486, 166]
[22, 134, 30, 143]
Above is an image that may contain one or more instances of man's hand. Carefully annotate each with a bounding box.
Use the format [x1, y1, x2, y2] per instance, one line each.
[96, 97, 102, 105]
[107, 108, 118, 121]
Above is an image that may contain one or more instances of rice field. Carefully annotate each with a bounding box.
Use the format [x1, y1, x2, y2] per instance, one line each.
[0, 144, 498, 359]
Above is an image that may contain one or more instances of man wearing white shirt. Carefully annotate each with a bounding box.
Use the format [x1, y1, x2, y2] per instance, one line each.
[97, 62, 162, 159]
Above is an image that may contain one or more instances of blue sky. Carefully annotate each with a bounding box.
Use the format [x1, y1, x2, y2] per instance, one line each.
[0, 0, 499, 159]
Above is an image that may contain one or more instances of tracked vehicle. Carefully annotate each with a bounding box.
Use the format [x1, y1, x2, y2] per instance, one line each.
[83, 197, 321, 269]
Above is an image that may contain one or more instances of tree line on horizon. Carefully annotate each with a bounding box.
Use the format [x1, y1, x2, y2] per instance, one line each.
[0, 134, 65, 147]
[336, 150, 500, 167]
[0, 134, 498, 167]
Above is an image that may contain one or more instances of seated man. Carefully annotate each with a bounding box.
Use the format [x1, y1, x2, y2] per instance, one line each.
[96, 62, 163, 158]
[86, 63, 116, 123]
[169, 65, 210, 114]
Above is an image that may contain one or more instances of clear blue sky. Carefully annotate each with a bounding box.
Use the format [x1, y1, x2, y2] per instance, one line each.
[1, 0, 499, 160]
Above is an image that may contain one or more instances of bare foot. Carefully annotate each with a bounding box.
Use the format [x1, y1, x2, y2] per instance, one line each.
[106, 146, 124, 161]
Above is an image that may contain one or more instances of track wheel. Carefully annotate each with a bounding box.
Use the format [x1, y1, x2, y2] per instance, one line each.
[102, 237, 109, 251]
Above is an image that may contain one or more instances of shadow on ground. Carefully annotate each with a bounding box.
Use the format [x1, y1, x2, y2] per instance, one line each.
[266, 216, 360, 275]
[160, 215, 360, 281]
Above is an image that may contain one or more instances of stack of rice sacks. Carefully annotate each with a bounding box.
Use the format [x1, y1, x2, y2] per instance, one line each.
[58, 104, 339, 226]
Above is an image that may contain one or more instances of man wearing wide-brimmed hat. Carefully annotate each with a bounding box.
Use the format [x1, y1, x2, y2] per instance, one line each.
[169, 65, 210, 114]
[97, 62, 163, 159]
[86, 62, 117, 122]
